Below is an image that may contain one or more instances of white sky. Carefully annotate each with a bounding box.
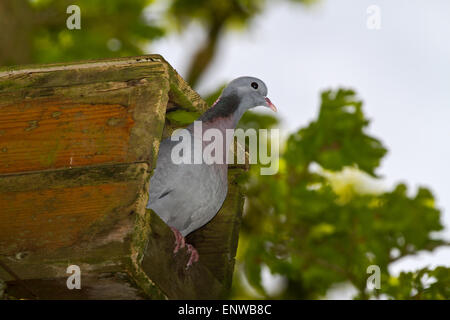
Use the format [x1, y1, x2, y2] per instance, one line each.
[148, 0, 450, 279]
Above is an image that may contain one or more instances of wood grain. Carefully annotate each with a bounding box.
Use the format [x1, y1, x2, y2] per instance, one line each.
[0, 55, 247, 299]
[0, 101, 134, 174]
[0, 163, 146, 255]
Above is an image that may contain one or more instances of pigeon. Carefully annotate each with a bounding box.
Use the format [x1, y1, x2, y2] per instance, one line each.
[147, 76, 277, 267]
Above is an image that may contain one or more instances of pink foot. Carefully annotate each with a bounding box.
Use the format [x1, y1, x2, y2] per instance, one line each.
[170, 227, 185, 253]
[170, 227, 199, 268]
[186, 244, 199, 268]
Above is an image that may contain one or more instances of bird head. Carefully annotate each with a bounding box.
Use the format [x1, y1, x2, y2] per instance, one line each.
[222, 76, 277, 113]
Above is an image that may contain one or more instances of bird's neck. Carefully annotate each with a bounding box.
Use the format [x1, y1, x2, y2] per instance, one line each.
[198, 93, 244, 128]
[203, 114, 236, 132]
[188, 99, 246, 165]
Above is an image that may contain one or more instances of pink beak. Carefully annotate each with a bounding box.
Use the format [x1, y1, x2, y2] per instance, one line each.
[265, 97, 277, 112]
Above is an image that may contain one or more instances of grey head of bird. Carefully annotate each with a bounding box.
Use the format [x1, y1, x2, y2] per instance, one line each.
[199, 76, 277, 124]
[222, 76, 277, 112]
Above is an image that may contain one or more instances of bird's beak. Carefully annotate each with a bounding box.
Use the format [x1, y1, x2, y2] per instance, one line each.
[265, 97, 277, 112]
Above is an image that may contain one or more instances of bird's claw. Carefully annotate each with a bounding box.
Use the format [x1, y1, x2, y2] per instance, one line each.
[186, 244, 199, 269]
[171, 227, 185, 254]
[170, 227, 199, 269]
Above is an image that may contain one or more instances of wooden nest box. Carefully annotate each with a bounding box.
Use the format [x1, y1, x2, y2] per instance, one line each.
[0, 55, 247, 299]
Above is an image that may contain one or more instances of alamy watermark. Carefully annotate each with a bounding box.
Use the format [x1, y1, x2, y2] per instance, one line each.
[66, 264, 81, 290]
[366, 5, 381, 30]
[366, 265, 381, 290]
[170, 121, 279, 175]
[66, 5, 81, 30]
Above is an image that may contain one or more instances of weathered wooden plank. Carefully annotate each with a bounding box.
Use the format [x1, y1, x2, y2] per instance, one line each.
[163, 60, 208, 113]
[0, 64, 165, 93]
[0, 58, 168, 174]
[5, 275, 148, 300]
[0, 102, 134, 174]
[0, 163, 147, 255]
[0, 57, 170, 299]
[0, 236, 132, 282]
[0, 55, 248, 299]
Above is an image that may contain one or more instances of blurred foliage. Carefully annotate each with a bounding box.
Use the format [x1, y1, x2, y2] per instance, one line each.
[286, 89, 387, 176]
[0, 0, 448, 300]
[0, 0, 163, 65]
[233, 89, 449, 299]
[380, 266, 450, 299]
[0, 0, 315, 88]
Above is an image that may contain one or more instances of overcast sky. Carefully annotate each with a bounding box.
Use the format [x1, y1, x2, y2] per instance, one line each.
[148, 0, 450, 277]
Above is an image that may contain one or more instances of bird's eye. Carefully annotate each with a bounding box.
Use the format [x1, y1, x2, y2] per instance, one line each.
[251, 82, 258, 90]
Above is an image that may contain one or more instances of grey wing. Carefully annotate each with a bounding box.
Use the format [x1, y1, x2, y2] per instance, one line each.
[146, 137, 203, 235]
[147, 138, 181, 204]
[146, 134, 229, 237]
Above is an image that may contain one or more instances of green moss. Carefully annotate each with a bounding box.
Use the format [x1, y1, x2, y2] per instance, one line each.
[51, 111, 62, 119]
[166, 110, 201, 125]
[106, 117, 126, 127]
[24, 120, 39, 132]
[128, 208, 166, 299]
[0, 80, 21, 91]
[38, 138, 62, 167]
[0, 163, 145, 193]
